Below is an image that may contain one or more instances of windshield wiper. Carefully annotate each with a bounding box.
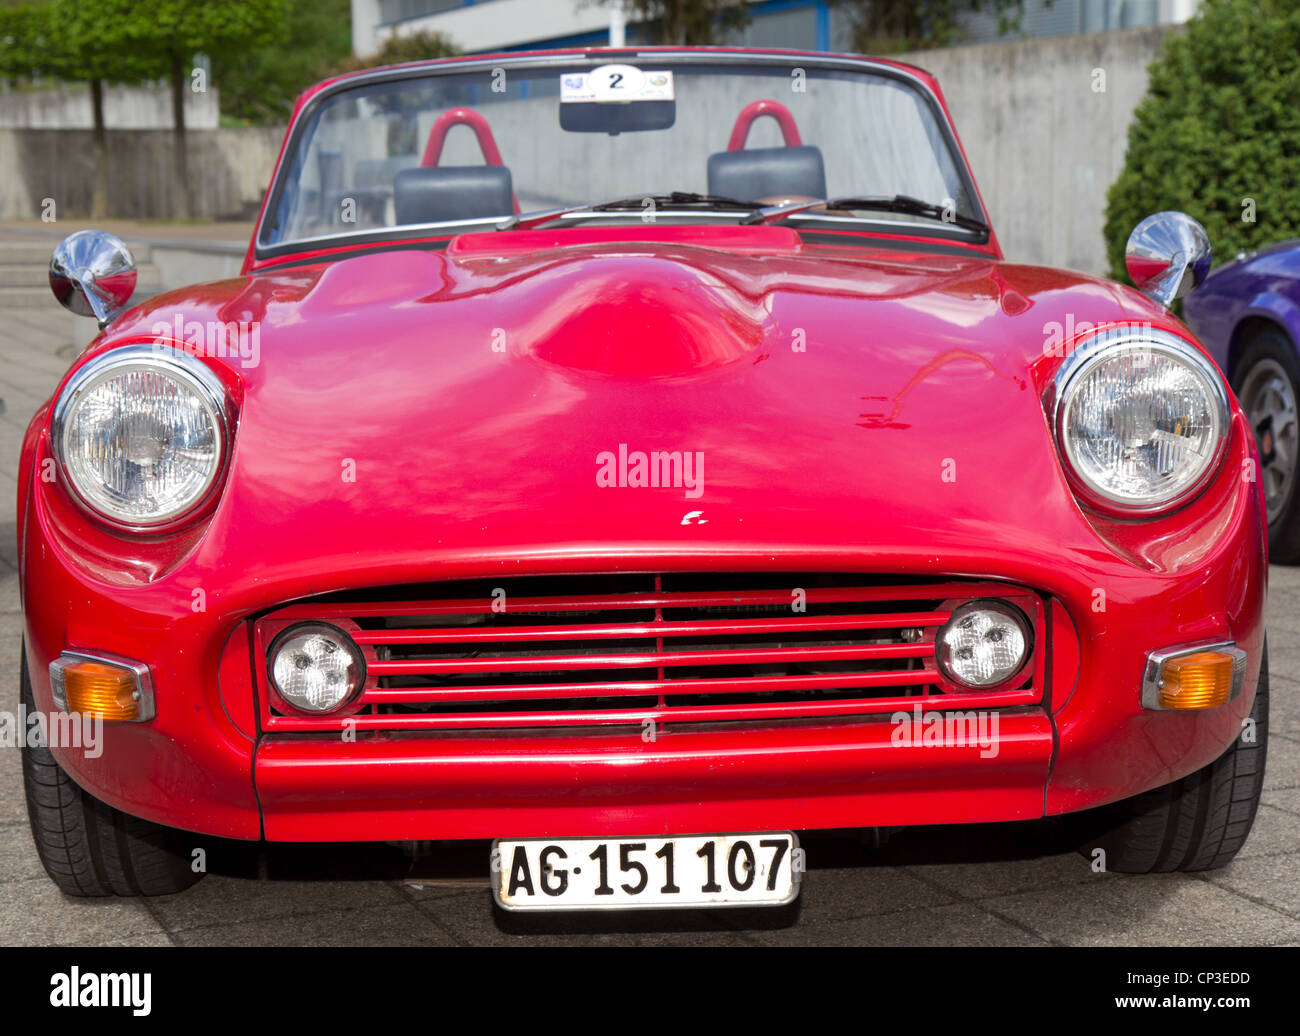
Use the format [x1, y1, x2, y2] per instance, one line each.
[589, 192, 765, 213]
[743, 194, 989, 234]
[499, 192, 986, 234]
[499, 192, 764, 231]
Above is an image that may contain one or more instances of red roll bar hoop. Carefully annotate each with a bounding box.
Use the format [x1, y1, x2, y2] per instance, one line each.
[726, 100, 804, 151]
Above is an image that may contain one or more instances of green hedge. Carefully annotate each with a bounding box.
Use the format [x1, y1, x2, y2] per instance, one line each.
[1104, 0, 1300, 281]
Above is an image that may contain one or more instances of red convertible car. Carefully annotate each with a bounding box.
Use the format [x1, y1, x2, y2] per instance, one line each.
[21, 48, 1268, 909]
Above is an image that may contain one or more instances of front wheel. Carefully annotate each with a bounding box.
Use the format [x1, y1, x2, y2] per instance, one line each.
[1072, 642, 1269, 873]
[1234, 329, 1300, 562]
[20, 643, 205, 896]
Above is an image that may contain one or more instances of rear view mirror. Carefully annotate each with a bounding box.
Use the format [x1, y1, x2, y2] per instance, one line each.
[560, 100, 676, 134]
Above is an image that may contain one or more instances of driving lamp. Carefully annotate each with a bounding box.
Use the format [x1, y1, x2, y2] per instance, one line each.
[936, 600, 1032, 689]
[268, 624, 366, 714]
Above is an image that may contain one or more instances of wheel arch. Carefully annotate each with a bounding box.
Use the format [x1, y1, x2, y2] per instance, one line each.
[1227, 295, 1300, 379]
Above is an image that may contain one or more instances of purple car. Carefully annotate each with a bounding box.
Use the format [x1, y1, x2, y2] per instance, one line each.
[1184, 238, 1300, 561]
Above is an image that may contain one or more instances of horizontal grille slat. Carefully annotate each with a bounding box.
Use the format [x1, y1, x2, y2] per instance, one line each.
[365, 668, 943, 704]
[367, 642, 933, 676]
[253, 573, 1047, 733]
[270, 581, 1019, 620]
[350, 611, 950, 644]
[295, 689, 1042, 731]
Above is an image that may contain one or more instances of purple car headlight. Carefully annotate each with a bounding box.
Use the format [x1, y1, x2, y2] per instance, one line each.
[1052, 325, 1230, 515]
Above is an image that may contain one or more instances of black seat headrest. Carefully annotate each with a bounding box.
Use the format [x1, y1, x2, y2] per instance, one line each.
[706, 145, 826, 202]
[393, 165, 514, 225]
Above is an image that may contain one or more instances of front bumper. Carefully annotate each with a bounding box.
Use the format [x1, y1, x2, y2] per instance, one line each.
[254, 714, 1055, 841]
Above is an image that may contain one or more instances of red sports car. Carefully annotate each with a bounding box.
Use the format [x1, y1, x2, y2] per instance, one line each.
[20, 48, 1268, 910]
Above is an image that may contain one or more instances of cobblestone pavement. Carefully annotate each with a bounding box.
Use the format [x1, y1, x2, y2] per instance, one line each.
[0, 273, 1296, 947]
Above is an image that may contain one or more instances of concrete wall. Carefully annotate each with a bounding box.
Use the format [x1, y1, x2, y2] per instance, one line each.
[0, 127, 283, 221]
[0, 83, 219, 130]
[149, 241, 248, 289]
[352, 0, 613, 57]
[898, 24, 1180, 273]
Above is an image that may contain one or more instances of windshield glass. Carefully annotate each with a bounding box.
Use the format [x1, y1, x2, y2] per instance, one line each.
[260, 55, 981, 252]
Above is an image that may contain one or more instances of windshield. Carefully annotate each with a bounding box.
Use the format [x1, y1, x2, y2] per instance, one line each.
[259, 54, 983, 253]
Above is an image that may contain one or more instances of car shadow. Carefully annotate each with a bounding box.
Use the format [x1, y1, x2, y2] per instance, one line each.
[193, 816, 1084, 936]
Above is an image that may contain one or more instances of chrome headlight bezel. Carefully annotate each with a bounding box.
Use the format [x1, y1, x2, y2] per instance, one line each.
[1048, 325, 1231, 517]
[51, 344, 230, 530]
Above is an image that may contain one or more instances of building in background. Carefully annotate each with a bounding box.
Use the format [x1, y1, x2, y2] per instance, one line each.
[350, 0, 1202, 57]
[961, 0, 1198, 44]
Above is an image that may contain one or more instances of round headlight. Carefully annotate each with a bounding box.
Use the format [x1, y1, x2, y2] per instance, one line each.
[268, 623, 366, 714]
[53, 347, 226, 527]
[936, 600, 1031, 690]
[1054, 326, 1229, 514]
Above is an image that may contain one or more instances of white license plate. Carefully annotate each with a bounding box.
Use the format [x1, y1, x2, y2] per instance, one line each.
[493, 832, 800, 911]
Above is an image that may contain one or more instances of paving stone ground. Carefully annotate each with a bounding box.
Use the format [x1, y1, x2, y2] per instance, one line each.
[0, 239, 1295, 946]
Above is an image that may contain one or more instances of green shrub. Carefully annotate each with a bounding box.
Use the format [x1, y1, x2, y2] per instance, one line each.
[1104, 0, 1300, 280]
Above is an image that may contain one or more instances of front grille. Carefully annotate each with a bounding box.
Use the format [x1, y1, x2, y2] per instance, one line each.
[252, 573, 1046, 732]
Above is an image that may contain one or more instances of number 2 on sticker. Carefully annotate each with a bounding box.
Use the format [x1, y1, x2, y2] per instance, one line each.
[608, 72, 624, 89]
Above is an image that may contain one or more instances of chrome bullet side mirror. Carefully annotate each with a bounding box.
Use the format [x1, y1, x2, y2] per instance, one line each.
[49, 230, 138, 328]
[1125, 211, 1212, 308]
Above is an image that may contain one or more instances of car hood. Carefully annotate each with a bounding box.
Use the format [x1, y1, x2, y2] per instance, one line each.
[98, 228, 1179, 593]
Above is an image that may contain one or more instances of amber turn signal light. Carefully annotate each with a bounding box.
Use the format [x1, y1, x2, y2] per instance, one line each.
[49, 653, 155, 722]
[1141, 644, 1246, 711]
[1157, 652, 1237, 709]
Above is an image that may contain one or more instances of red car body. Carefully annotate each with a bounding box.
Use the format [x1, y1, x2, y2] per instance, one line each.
[19, 49, 1267, 850]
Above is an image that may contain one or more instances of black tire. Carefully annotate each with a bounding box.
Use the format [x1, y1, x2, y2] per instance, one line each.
[1073, 641, 1269, 873]
[20, 643, 205, 896]
[1232, 328, 1300, 563]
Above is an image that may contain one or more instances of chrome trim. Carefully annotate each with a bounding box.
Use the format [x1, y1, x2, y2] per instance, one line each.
[48, 650, 156, 723]
[274, 215, 509, 252]
[51, 344, 231, 530]
[1141, 641, 1247, 710]
[1048, 324, 1231, 516]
